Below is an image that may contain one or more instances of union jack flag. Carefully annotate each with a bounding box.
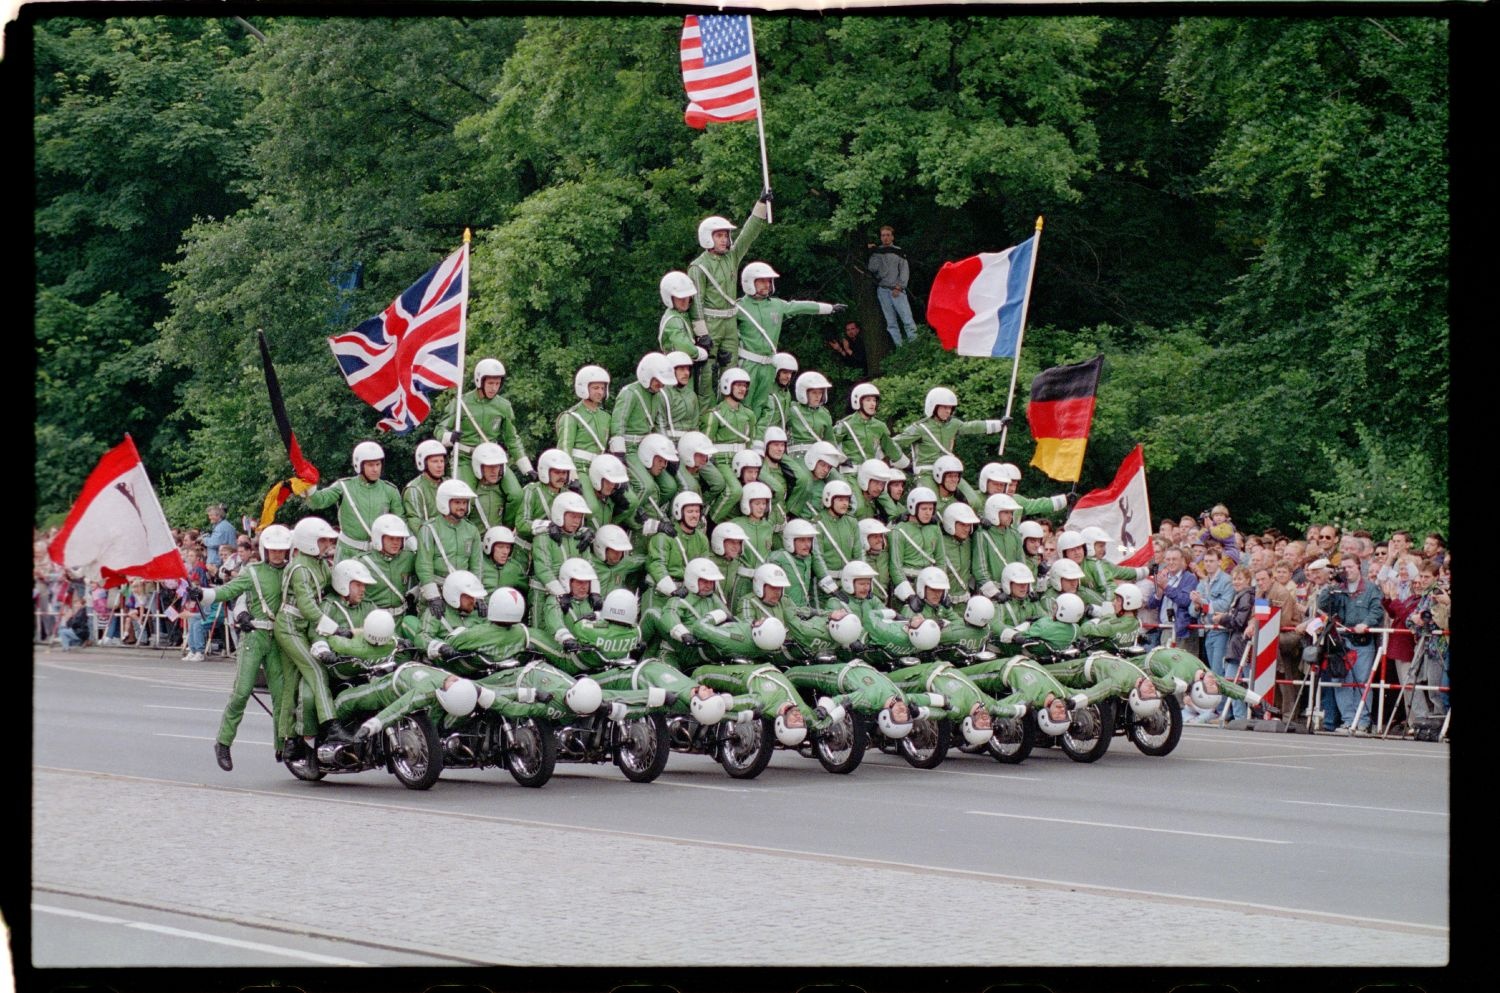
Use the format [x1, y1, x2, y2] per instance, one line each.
[680, 14, 761, 129]
[328, 244, 468, 433]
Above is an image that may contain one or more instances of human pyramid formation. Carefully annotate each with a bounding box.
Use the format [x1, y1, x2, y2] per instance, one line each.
[195, 190, 1267, 779]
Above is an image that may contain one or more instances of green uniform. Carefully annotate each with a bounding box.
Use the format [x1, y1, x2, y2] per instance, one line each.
[735, 594, 837, 659]
[757, 387, 792, 438]
[1142, 645, 1260, 704]
[528, 525, 593, 624]
[761, 456, 792, 533]
[1024, 617, 1082, 653]
[660, 385, 701, 444]
[304, 476, 404, 561]
[832, 412, 904, 467]
[402, 473, 443, 537]
[354, 547, 417, 620]
[936, 532, 977, 604]
[689, 203, 768, 404]
[415, 515, 484, 602]
[847, 594, 920, 656]
[642, 592, 725, 674]
[624, 452, 679, 539]
[735, 297, 833, 411]
[892, 415, 1001, 475]
[933, 481, 984, 518]
[1014, 491, 1068, 519]
[481, 547, 530, 594]
[516, 481, 568, 544]
[1083, 556, 1147, 602]
[810, 509, 862, 597]
[786, 402, 834, 457]
[646, 526, 711, 610]
[333, 660, 473, 730]
[610, 383, 664, 453]
[990, 593, 1048, 642]
[207, 562, 287, 748]
[556, 401, 613, 471]
[768, 549, 818, 611]
[658, 306, 700, 358]
[591, 550, 645, 598]
[961, 654, 1076, 718]
[273, 551, 336, 740]
[727, 514, 775, 607]
[1041, 578, 1105, 614]
[1044, 650, 1174, 706]
[470, 471, 525, 535]
[785, 467, 850, 523]
[707, 472, 746, 524]
[437, 387, 531, 481]
[704, 399, 758, 469]
[886, 659, 1026, 722]
[1079, 612, 1142, 647]
[889, 520, 941, 602]
[675, 461, 726, 503]
[973, 523, 1025, 597]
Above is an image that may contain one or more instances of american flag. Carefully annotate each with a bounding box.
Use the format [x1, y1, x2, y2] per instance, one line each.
[680, 14, 761, 129]
[328, 244, 467, 434]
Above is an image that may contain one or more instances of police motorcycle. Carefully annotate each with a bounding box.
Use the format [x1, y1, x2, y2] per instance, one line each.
[423, 649, 560, 788]
[284, 612, 445, 791]
[1091, 638, 1185, 758]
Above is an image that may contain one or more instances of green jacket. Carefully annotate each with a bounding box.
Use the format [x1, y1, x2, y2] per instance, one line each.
[354, 548, 417, 616]
[402, 473, 443, 537]
[704, 399, 758, 461]
[646, 526, 711, 600]
[555, 401, 613, 470]
[892, 415, 1000, 472]
[810, 510, 862, 593]
[279, 551, 333, 638]
[436, 388, 530, 469]
[786, 402, 834, 451]
[610, 383, 664, 448]
[973, 524, 1025, 594]
[660, 385, 701, 442]
[936, 532, 978, 601]
[203, 561, 286, 625]
[889, 520, 941, 600]
[768, 549, 818, 611]
[734, 296, 829, 359]
[470, 471, 525, 535]
[624, 452, 679, 535]
[415, 515, 484, 600]
[832, 413, 903, 466]
[689, 208, 768, 325]
[481, 548, 531, 593]
[304, 475, 404, 553]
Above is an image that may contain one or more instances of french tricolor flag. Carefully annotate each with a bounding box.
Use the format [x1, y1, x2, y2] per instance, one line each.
[926, 236, 1037, 358]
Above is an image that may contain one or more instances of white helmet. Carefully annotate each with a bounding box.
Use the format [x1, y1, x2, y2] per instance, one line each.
[1054, 592, 1086, 624]
[671, 489, 705, 523]
[960, 711, 994, 747]
[923, 386, 959, 418]
[258, 524, 294, 558]
[487, 587, 526, 624]
[677, 431, 716, 467]
[664, 350, 694, 371]
[552, 489, 591, 528]
[978, 462, 1008, 493]
[330, 559, 375, 597]
[659, 270, 696, 307]
[740, 480, 773, 516]
[999, 462, 1023, 482]
[684, 557, 725, 590]
[1082, 525, 1111, 552]
[840, 560, 878, 595]
[1051, 558, 1084, 582]
[858, 517, 890, 552]
[1036, 700, 1071, 737]
[774, 705, 807, 747]
[351, 441, 385, 471]
[731, 449, 763, 478]
[762, 425, 789, 447]
[558, 557, 600, 591]
[849, 382, 881, 412]
[1018, 520, 1046, 541]
[908, 618, 941, 651]
[941, 501, 980, 536]
[753, 562, 791, 599]
[436, 478, 477, 516]
[435, 677, 480, 718]
[537, 449, 578, 483]
[915, 567, 950, 599]
[291, 516, 338, 556]
[1128, 681, 1162, 718]
[827, 611, 864, 647]
[602, 588, 639, 626]
[635, 352, 672, 390]
[471, 442, 509, 479]
[751, 616, 787, 651]
[931, 454, 964, 487]
[740, 260, 779, 296]
[363, 609, 396, 646]
[782, 518, 817, 552]
[906, 486, 939, 517]
[983, 493, 1021, 526]
[472, 357, 506, 388]
[710, 521, 748, 557]
[772, 352, 799, 375]
[794, 370, 832, 405]
[565, 676, 603, 715]
[482, 525, 517, 555]
[856, 460, 895, 493]
[573, 364, 611, 401]
[1056, 530, 1087, 555]
[442, 570, 486, 610]
[718, 366, 752, 397]
[877, 702, 913, 739]
[1001, 562, 1035, 587]
[593, 524, 633, 558]
[588, 453, 629, 491]
[1188, 676, 1223, 712]
[637, 433, 676, 469]
[697, 215, 736, 250]
[963, 596, 995, 628]
[821, 479, 854, 511]
[414, 438, 446, 471]
[803, 440, 845, 472]
[1116, 583, 1144, 611]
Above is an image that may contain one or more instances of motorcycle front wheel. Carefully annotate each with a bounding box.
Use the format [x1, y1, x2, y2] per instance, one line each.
[615, 713, 670, 783]
[987, 716, 1036, 765]
[1060, 699, 1115, 764]
[1128, 692, 1183, 757]
[897, 717, 949, 769]
[716, 716, 775, 779]
[504, 717, 558, 788]
[388, 714, 443, 790]
[813, 710, 866, 774]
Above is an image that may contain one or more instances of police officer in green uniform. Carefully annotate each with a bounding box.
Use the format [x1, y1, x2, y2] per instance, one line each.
[704, 368, 758, 472]
[468, 443, 525, 536]
[415, 479, 484, 617]
[756, 353, 798, 436]
[689, 192, 773, 405]
[437, 357, 535, 483]
[403, 439, 449, 536]
[660, 352, 702, 444]
[273, 516, 343, 755]
[609, 354, 671, 457]
[557, 365, 613, 472]
[974, 493, 1024, 600]
[304, 442, 406, 562]
[833, 384, 909, 470]
[734, 261, 843, 411]
[892, 387, 1006, 479]
[480, 525, 529, 593]
[354, 514, 418, 627]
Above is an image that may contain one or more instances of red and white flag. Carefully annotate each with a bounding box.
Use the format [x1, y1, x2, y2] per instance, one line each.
[1064, 444, 1153, 568]
[48, 435, 186, 588]
[680, 14, 761, 129]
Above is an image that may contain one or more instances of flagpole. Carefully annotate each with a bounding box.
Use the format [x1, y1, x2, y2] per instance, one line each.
[746, 16, 772, 224]
[997, 215, 1044, 456]
[450, 228, 472, 479]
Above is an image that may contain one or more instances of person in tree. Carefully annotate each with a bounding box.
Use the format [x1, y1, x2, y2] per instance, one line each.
[734, 261, 844, 411]
[688, 191, 773, 405]
[303, 441, 406, 562]
[867, 224, 919, 347]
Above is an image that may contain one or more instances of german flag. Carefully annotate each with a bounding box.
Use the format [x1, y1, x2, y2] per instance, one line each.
[257, 329, 320, 529]
[1025, 354, 1103, 482]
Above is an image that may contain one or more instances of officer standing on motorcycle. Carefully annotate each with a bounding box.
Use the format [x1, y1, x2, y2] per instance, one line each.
[415, 479, 484, 618]
[688, 192, 772, 406]
[557, 365, 613, 472]
[303, 442, 406, 561]
[273, 516, 344, 756]
[436, 357, 535, 484]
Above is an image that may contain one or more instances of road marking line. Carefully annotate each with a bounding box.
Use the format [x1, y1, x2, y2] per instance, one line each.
[652, 780, 752, 793]
[32, 904, 365, 965]
[145, 705, 230, 713]
[36, 659, 226, 692]
[1280, 800, 1448, 817]
[862, 763, 1042, 782]
[41, 765, 1447, 937]
[1175, 757, 1315, 771]
[965, 809, 1291, 845]
[155, 734, 270, 746]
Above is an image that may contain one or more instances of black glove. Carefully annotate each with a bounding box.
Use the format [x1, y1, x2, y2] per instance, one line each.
[848, 640, 868, 653]
[578, 612, 598, 622]
[694, 334, 714, 352]
[557, 593, 574, 613]
[1065, 491, 1081, 510]
[939, 594, 952, 609]
[681, 633, 700, 646]
[533, 689, 554, 704]
[395, 638, 415, 652]
[760, 187, 774, 203]
[830, 303, 847, 314]
[547, 523, 563, 543]
[566, 480, 583, 494]
[589, 593, 603, 611]
[994, 591, 1011, 604]
[716, 349, 732, 367]
[978, 518, 994, 529]
[234, 612, 255, 633]
[520, 469, 538, 485]
[334, 627, 354, 639]
[658, 519, 678, 538]
[574, 526, 595, 550]
[893, 512, 910, 524]
[185, 585, 203, 603]
[1148, 562, 1161, 578]
[779, 461, 799, 487]
[561, 638, 582, 653]
[611, 488, 632, 510]
[1036, 561, 1050, 579]
[670, 585, 689, 599]
[998, 415, 1013, 429]
[905, 595, 923, 614]
[833, 589, 850, 603]
[428, 597, 447, 617]
[475, 597, 488, 616]
[438, 643, 460, 660]
[665, 459, 681, 476]
[635, 506, 649, 524]
[312, 646, 335, 663]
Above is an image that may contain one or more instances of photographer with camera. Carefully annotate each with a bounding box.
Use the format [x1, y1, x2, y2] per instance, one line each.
[1403, 560, 1449, 729]
[1315, 552, 1383, 734]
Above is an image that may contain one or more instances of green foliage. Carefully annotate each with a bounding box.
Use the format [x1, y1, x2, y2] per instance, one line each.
[1302, 425, 1448, 539]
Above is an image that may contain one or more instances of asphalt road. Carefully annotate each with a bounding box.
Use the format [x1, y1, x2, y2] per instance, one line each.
[30, 646, 1449, 968]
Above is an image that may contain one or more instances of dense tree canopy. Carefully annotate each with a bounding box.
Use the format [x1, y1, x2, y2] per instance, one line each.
[32, 12, 1449, 538]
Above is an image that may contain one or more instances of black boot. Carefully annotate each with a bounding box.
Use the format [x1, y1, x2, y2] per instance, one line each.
[320, 719, 354, 743]
[214, 742, 233, 771]
[280, 736, 304, 761]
